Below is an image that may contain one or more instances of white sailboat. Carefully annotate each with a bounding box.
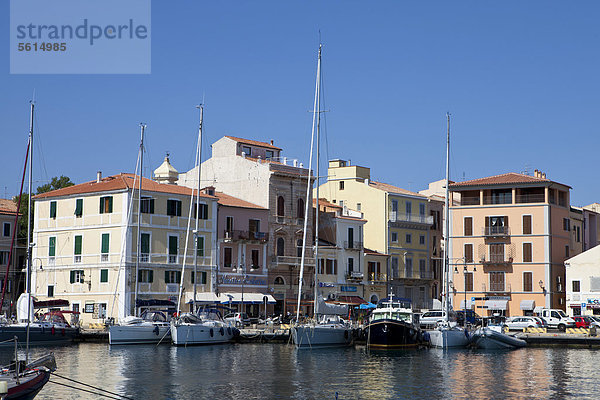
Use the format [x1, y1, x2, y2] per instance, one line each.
[428, 114, 470, 349]
[292, 44, 352, 349]
[108, 125, 173, 345]
[170, 105, 236, 346]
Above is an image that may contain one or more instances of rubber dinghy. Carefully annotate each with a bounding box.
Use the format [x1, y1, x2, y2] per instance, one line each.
[470, 327, 527, 349]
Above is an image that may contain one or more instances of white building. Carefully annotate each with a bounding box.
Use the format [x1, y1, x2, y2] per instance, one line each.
[565, 244, 600, 317]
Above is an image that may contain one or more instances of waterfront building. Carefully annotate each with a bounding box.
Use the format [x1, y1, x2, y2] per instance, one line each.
[178, 136, 315, 316]
[581, 204, 600, 251]
[565, 244, 600, 317]
[363, 247, 389, 305]
[31, 168, 218, 326]
[318, 159, 435, 310]
[0, 199, 23, 314]
[449, 169, 574, 316]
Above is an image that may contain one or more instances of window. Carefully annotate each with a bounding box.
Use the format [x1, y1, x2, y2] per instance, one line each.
[464, 244, 473, 263]
[348, 228, 354, 248]
[164, 270, 181, 284]
[357, 203, 361, 212]
[485, 216, 508, 235]
[565, 245, 569, 258]
[139, 269, 154, 283]
[419, 259, 426, 277]
[266, 150, 274, 159]
[296, 239, 303, 257]
[576, 226, 581, 243]
[523, 272, 533, 292]
[140, 197, 155, 214]
[167, 199, 182, 216]
[101, 233, 109, 262]
[368, 261, 380, 279]
[391, 232, 398, 243]
[224, 247, 232, 268]
[348, 257, 354, 273]
[274, 276, 285, 285]
[251, 249, 259, 268]
[563, 218, 570, 231]
[191, 271, 207, 284]
[249, 219, 260, 234]
[75, 198, 83, 217]
[573, 280, 580, 292]
[276, 238, 284, 257]
[391, 257, 399, 278]
[48, 237, 56, 257]
[489, 243, 504, 263]
[391, 199, 398, 213]
[0, 252, 8, 265]
[464, 217, 473, 236]
[193, 203, 208, 219]
[405, 234, 412, 244]
[277, 196, 285, 217]
[419, 235, 425, 245]
[70, 270, 85, 284]
[405, 202, 412, 215]
[419, 203, 425, 216]
[558, 191, 566, 207]
[99, 196, 113, 214]
[556, 275, 563, 292]
[47, 285, 54, 297]
[405, 257, 413, 277]
[226, 216, 234, 233]
[242, 145, 251, 156]
[74, 235, 82, 263]
[339, 181, 345, 190]
[522, 215, 532, 235]
[140, 233, 150, 262]
[100, 269, 108, 283]
[464, 272, 474, 292]
[523, 243, 532, 263]
[325, 259, 337, 275]
[297, 198, 304, 219]
[489, 272, 505, 292]
[196, 236, 204, 257]
[168, 236, 178, 263]
[50, 201, 57, 219]
[2, 223, 9, 238]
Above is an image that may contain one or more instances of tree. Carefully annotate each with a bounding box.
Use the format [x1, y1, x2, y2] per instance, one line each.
[13, 176, 74, 243]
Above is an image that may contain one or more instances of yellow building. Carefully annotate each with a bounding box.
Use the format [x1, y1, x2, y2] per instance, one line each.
[318, 160, 435, 309]
[31, 169, 218, 326]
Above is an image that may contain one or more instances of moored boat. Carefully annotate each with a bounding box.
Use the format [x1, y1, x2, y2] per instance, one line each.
[171, 308, 237, 346]
[292, 315, 352, 349]
[109, 310, 171, 345]
[365, 295, 424, 348]
[470, 326, 527, 349]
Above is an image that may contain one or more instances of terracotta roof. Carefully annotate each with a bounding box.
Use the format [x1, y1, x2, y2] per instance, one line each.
[369, 181, 426, 197]
[33, 174, 215, 199]
[0, 199, 18, 215]
[364, 247, 389, 257]
[313, 198, 342, 209]
[336, 215, 367, 222]
[225, 136, 282, 150]
[214, 192, 267, 210]
[450, 172, 570, 189]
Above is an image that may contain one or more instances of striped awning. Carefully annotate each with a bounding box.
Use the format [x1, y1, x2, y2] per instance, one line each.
[520, 300, 536, 310]
[485, 299, 508, 310]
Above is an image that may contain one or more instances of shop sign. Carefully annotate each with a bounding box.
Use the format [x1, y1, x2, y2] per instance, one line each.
[340, 286, 357, 292]
[219, 275, 266, 286]
[587, 299, 600, 309]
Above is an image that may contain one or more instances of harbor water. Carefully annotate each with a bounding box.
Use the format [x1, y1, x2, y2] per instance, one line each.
[6, 343, 600, 399]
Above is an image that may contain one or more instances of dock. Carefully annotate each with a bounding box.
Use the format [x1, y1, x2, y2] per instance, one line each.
[76, 328, 109, 342]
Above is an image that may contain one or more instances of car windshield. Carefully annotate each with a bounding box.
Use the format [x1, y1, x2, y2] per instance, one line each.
[557, 310, 567, 318]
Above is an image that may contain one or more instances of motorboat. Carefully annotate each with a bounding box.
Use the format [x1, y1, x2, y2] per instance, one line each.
[428, 321, 470, 349]
[470, 326, 527, 349]
[365, 294, 425, 348]
[171, 308, 238, 346]
[0, 351, 56, 400]
[292, 315, 352, 349]
[109, 310, 171, 345]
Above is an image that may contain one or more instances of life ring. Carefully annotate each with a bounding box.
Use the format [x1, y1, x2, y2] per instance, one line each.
[210, 328, 214, 337]
[220, 327, 224, 336]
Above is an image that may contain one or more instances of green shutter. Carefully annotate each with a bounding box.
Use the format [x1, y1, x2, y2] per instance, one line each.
[148, 269, 153, 283]
[100, 269, 108, 283]
[48, 237, 56, 257]
[150, 199, 155, 214]
[176, 271, 182, 283]
[169, 236, 178, 255]
[101, 233, 109, 254]
[70, 270, 75, 284]
[99, 197, 104, 214]
[164, 271, 169, 284]
[74, 236, 82, 255]
[176, 201, 182, 216]
[191, 271, 195, 284]
[108, 196, 113, 213]
[50, 201, 57, 218]
[196, 236, 204, 257]
[201, 272, 207, 284]
[141, 233, 150, 254]
[75, 199, 83, 216]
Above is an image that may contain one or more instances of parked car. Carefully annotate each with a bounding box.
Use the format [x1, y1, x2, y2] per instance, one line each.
[572, 316, 593, 329]
[224, 313, 250, 327]
[533, 316, 548, 329]
[420, 310, 457, 328]
[538, 309, 576, 331]
[505, 316, 542, 331]
[456, 310, 482, 326]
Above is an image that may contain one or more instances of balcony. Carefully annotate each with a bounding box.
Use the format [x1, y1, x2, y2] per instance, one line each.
[101, 254, 109, 262]
[344, 241, 363, 250]
[419, 270, 434, 279]
[483, 195, 512, 205]
[140, 253, 149, 263]
[461, 196, 480, 206]
[345, 271, 364, 281]
[166, 283, 179, 293]
[271, 255, 315, 266]
[48, 257, 55, 266]
[138, 283, 151, 292]
[74, 255, 82, 264]
[168, 255, 178, 264]
[224, 230, 269, 243]
[482, 283, 512, 293]
[481, 254, 513, 265]
[368, 273, 387, 282]
[389, 212, 434, 226]
[482, 226, 510, 237]
[516, 193, 545, 204]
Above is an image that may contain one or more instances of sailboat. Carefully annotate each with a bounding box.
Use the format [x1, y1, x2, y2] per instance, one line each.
[291, 44, 352, 349]
[170, 105, 237, 346]
[108, 124, 172, 345]
[428, 114, 470, 349]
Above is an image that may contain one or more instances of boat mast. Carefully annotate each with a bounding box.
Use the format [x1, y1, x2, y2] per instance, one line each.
[444, 113, 451, 322]
[25, 101, 34, 363]
[313, 44, 322, 320]
[296, 44, 321, 323]
[193, 105, 203, 314]
[134, 123, 145, 317]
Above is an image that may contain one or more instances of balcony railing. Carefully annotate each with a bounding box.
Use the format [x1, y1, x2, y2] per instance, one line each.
[166, 283, 179, 293]
[101, 254, 109, 262]
[168, 255, 178, 264]
[224, 230, 269, 243]
[345, 271, 364, 280]
[483, 196, 512, 205]
[419, 270, 434, 279]
[48, 257, 55, 266]
[344, 241, 363, 250]
[482, 226, 510, 236]
[516, 194, 545, 204]
[271, 255, 315, 266]
[482, 254, 513, 264]
[74, 255, 82, 263]
[368, 273, 387, 282]
[481, 283, 512, 293]
[389, 212, 434, 225]
[461, 196, 480, 206]
[140, 253, 149, 263]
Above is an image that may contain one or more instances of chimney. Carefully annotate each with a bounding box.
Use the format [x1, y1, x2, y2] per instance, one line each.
[97, 171, 102, 183]
[293, 159, 298, 167]
[283, 157, 287, 165]
[534, 169, 539, 178]
[270, 140, 274, 146]
[542, 172, 546, 179]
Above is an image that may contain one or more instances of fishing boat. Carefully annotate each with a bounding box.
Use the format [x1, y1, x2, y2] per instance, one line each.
[365, 293, 424, 348]
[427, 114, 469, 349]
[291, 44, 351, 349]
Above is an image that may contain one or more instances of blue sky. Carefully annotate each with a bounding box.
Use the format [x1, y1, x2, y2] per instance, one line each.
[2, 1, 599, 206]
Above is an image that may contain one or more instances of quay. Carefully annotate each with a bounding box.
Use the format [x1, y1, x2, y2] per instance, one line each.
[516, 332, 600, 348]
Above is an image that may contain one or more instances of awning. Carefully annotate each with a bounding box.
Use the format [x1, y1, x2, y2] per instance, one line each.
[459, 299, 475, 309]
[520, 300, 536, 311]
[328, 296, 367, 306]
[533, 306, 544, 314]
[194, 292, 223, 303]
[33, 299, 69, 309]
[570, 304, 581, 308]
[136, 299, 175, 308]
[359, 302, 376, 310]
[484, 300, 508, 310]
[220, 293, 276, 304]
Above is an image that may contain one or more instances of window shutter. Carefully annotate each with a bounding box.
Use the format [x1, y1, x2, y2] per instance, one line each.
[99, 197, 105, 214]
[108, 197, 113, 213]
[504, 215, 509, 228]
[176, 271, 182, 283]
[50, 201, 57, 218]
[201, 272, 207, 284]
[75, 199, 83, 216]
[150, 199, 155, 214]
[191, 271, 195, 284]
[49, 237, 56, 257]
[197, 237, 204, 257]
[74, 236, 82, 255]
[101, 234, 109, 254]
[70, 270, 75, 284]
[100, 269, 108, 283]
[149, 270, 154, 283]
[165, 271, 169, 284]
[141, 233, 150, 254]
[176, 201, 182, 216]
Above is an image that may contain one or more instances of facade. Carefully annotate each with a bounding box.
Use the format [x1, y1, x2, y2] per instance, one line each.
[318, 159, 435, 310]
[0, 199, 23, 314]
[449, 170, 574, 317]
[179, 136, 315, 317]
[565, 245, 600, 316]
[31, 171, 218, 326]
[363, 248, 389, 305]
[582, 204, 600, 251]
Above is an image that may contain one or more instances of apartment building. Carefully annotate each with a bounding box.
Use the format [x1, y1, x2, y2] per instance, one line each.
[0, 199, 23, 313]
[565, 245, 600, 317]
[318, 159, 435, 310]
[449, 170, 573, 316]
[31, 169, 218, 326]
[178, 136, 315, 316]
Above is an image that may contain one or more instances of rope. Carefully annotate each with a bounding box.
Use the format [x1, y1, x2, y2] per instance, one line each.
[50, 372, 134, 400]
[46, 380, 127, 400]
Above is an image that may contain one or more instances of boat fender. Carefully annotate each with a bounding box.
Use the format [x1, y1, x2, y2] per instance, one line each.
[210, 328, 214, 337]
[220, 327, 224, 336]
[227, 327, 232, 335]
[464, 329, 469, 339]
[423, 331, 430, 342]
[61, 328, 65, 336]
[153, 326, 160, 336]
[51, 326, 55, 335]
[344, 330, 349, 339]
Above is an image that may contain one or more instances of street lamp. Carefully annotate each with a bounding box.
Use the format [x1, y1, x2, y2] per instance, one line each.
[455, 258, 476, 327]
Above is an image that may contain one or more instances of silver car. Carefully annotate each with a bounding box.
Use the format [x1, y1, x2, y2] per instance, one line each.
[505, 316, 541, 330]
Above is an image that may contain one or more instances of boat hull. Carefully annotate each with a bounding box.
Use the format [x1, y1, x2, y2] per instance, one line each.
[0, 325, 77, 346]
[366, 319, 423, 348]
[109, 323, 171, 345]
[471, 328, 527, 349]
[3, 369, 50, 400]
[428, 328, 470, 349]
[292, 325, 352, 349]
[171, 322, 236, 346]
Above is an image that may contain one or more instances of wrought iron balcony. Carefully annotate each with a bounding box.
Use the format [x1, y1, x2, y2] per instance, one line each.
[345, 271, 364, 280]
[389, 212, 433, 225]
[271, 255, 315, 266]
[224, 230, 269, 243]
[482, 226, 510, 237]
[481, 254, 513, 265]
[368, 273, 387, 282]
